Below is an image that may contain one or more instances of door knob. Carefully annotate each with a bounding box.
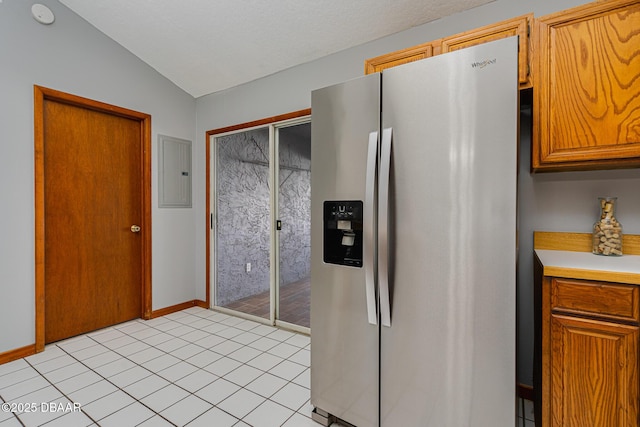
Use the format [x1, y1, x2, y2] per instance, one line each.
[130, 225, 141, 233]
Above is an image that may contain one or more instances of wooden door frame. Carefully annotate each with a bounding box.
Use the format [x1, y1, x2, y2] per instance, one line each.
[34, 85, 152, 352]
[205, 108, 311, 312]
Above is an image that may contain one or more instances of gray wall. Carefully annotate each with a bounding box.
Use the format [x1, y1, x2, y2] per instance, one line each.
[195, 0, 640, 386]
[0, 0, 197, 353]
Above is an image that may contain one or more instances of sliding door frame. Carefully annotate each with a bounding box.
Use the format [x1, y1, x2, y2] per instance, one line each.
[273, 116, 312, 333]
[205, 109, 311, 333]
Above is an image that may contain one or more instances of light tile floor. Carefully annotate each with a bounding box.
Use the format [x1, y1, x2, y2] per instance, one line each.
[0, 307, 321, 427]
[0, 306, 534, 427]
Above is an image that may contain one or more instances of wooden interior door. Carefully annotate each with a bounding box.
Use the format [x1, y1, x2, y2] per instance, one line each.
[35, 87, 152, 345]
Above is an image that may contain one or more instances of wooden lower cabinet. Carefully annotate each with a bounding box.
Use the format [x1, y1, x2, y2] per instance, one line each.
[550, 314, 638, 426]
[537, 273, 640, 427]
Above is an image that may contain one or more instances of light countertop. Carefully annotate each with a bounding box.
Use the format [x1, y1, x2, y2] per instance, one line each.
[535, 249, 640, 285]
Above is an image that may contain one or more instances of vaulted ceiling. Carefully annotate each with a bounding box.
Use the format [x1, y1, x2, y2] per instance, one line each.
[59, 0, 494, 98]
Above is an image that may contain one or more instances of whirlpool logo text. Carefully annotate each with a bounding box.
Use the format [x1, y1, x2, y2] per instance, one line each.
[471, 58, 497, 69]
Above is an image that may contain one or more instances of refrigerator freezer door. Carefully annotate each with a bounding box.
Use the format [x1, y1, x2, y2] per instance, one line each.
[379, 37, 518, 426]
[311, 73, 380, 427]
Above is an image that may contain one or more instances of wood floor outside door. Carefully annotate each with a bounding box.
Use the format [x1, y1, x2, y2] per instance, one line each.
[34, 86, 152, 346]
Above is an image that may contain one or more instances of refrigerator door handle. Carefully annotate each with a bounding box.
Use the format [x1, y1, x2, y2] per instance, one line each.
[364, 131, 378, 326]
[379, 127, 392, 327]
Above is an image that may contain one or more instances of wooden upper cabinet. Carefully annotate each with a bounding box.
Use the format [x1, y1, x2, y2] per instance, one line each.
[441, 14, 532, 87]
[532, 0, 640, 172]
[364, 40, 441, 74]
[364, 15, 531, 86]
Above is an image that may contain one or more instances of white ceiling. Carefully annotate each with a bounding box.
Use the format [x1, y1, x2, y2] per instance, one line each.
[59, 0, 494, 98]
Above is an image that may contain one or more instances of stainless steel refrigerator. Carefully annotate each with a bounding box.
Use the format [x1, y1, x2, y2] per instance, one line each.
[310, 37, 518, 427]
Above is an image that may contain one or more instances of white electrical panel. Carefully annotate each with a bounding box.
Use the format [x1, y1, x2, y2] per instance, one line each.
[158, 135, 192, 208]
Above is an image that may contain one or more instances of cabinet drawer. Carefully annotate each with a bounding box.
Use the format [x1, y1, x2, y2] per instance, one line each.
[552, 278, 639, 323]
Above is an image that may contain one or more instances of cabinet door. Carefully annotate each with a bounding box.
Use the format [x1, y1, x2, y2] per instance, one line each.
[533, 0, 640, 171]
[364, 40, 440, 74]
[441, 14, 531, 86]
[551, 314, 638, 427]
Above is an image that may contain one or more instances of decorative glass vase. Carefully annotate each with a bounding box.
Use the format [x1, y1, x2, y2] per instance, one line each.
[592, 197, 623, 256]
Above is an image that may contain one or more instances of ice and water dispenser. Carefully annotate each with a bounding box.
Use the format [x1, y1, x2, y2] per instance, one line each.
[323, 201, 363, 267]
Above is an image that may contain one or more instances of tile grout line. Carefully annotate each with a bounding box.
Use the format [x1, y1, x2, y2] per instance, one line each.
[15, 308, 312, 427]
[147, 312, 311, 425]
[26, 341, 178, 427]
[53, 319, 253, 425]
[142, 311, 311, 426]
[20, 315, 216, 426]
[7, 306, 529, 427]
[118, 311, 312, 425]
[0, 394, 27, 427]
[23, 354, 102, 426]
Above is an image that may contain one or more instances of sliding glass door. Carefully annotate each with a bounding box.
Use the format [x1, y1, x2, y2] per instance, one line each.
[214, 127, 271, 321]
[210, 116, 311, 331]
[276, 122, 311, 328]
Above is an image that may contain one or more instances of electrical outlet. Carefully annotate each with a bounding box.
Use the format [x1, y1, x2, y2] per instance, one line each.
[246, 263, 251, 273]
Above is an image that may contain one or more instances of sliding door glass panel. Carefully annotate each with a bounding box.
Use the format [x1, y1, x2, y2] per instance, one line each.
[215, 127, 271, 320]
[276, 123, 311, 327]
